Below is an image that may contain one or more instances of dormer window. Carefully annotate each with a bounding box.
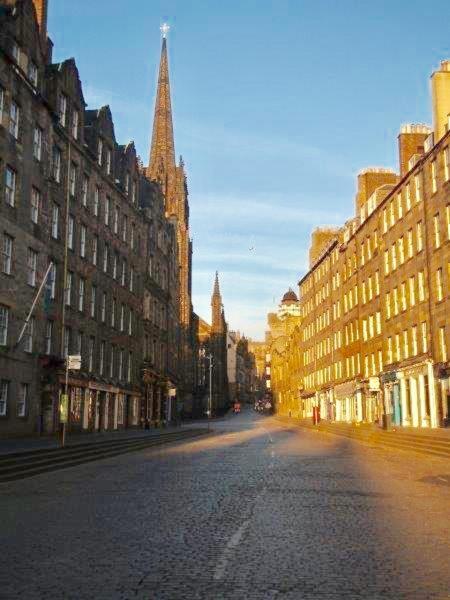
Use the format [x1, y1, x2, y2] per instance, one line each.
[28, 61, 38, 86]
[58, 93, 67, 127]
[97, 139, 103, 166]
[72, 110, 79, 140]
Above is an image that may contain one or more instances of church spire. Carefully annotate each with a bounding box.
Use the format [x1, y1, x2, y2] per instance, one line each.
[211, 271, 223, 333]
[148, 25, 176, 182]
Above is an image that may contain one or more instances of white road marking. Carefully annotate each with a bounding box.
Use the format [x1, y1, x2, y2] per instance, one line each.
[437, 476, 447, 483]
[213, 519, 251, 580]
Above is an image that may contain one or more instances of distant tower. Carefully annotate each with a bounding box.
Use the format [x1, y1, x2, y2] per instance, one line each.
[211, 271, 223, 333]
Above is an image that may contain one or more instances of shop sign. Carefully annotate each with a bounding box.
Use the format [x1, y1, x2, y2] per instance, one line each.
[368, 377, 380, 391]
[67, 355, 81, 370]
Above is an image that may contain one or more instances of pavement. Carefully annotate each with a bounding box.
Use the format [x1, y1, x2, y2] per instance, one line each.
[1, 408, 450, 599]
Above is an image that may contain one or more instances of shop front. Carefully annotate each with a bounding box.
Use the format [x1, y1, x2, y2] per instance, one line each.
[358, 377, 382, 424]
[333, 381, 356, 423]
[436, 364, 450, 427]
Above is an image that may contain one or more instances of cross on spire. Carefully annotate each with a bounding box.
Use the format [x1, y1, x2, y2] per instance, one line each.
[160, 23, 170, 38]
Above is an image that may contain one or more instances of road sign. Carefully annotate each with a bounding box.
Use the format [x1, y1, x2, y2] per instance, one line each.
[67, 355, 81, 370]
[60, 394, 69, 423]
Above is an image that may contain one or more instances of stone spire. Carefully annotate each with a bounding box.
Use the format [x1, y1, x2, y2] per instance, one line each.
[148, 34, 176, 186]
[211, 272, 223, 333]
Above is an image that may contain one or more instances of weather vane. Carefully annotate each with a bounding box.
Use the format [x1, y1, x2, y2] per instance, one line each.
[160, 23, 170, 38]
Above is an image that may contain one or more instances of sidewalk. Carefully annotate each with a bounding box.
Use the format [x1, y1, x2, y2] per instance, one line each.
[0, 425, 192, 456]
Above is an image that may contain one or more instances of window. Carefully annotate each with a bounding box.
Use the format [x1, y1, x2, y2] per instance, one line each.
[68, 215, 74, 250]
[101, 292, 106, 322]
[127, 352, 132, 383]
[72, 109, 79, 140]
[447, 205, 450, 241]
[376, 311, 381, 335]
[0, 305, 9, 345]
[387, 337, 393, 364]
[92, 235, 98, 265]
[114, 205, 119, 234]
[409, 276, 415, 307]
[78, 278, 85, 312]
[393, 287, 399, 316]
[17, 383, 28, 417]
[103, 244, 109, 273]
[121, 260, 126, 286]
[439, 326, 447, 362]
[59, 93, 67, 127]
[421, 321, 428, 353]
[375, 271, 380, 296]
[106, 149, 112, 175]
[382, 208, 388, 233]
[414, 173, 422, 202]
[129, 267, 134, 293]
[128, 309, 132, 336]
[416, 221, 423, 252]
[405, 183, 411, 211]
[0, 380, 8, 416]
[407, 228, 413, 259]
[396, 193, 403, 219]
[33, 126, 42, 160]
[390, 244, 397, 271]
[113, 253, 118, 279]
[88, 337, 95, 371]
[51, 204, 59, 238]
[65, 271, 73, 306]
[384, 250, 389, 275]
[82, 175, 88, 207]
[5, 167, 16, 207]
[80, 225, 86, 258]
[398, 237, 404, 265]
[110, 345, 115, 378]
[132, 181, 137, 205]
[403, 330, 409, 359]
[52, 146, 61, 182]
[120, 304, 125, 332]
[411, 326, 418, 356]
[395, 333, 401, 362]
[385, 291, 391, 320]
[9, 100, 19, 138]
[97, 139, 103, 166]
[433, 214, 441, 248]
[48, 262, 56, 299]
[99, 341, 105, 376]
[118, 349, 123, 380]
[125, 172, 130, 194]
[444, 147, 450, 182]
[401, 282, 407, 311]
[94, 186, 100, 216]
[30, 187, 40, 224]
[111, 298, 116, 328]
[75, 330, 83, 355]
[90, 285, 96, 318]
[27, 248, 38, 287]
[104, 196, 110, 226]
[28, 60, 38, 86]
[24, 317, 34, 352]
[389, 201, 395, 227]
[69, 163, 77, 197]
[131, 224, 135, 250]
[122, 215, 127, 243]
[2, 234, 13, 275]
[431, 160, 437, 194]
[436, 268, 443, 302]
[418, 271, 425, 302]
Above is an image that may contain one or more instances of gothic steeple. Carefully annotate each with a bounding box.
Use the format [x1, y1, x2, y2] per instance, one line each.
[211, 271, 223, 333]
[148, 33, 176, 185]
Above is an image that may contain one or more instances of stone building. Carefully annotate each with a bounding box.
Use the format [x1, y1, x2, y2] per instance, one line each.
[0, 0, 186, 436]
[284, 61, 450, 429]
[195, 273, 229, 416]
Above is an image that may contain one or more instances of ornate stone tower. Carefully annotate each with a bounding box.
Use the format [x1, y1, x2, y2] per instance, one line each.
[146, 25, 194, 405]
[211, 271, 223, 333]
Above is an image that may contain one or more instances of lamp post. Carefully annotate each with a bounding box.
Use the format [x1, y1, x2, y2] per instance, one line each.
[208, 352, 213, 431]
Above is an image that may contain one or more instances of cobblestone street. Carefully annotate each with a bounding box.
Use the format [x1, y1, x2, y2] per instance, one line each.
[1, 408, 450, 599]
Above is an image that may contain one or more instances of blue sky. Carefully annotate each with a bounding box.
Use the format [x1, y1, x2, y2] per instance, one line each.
[49, 1, 450, 339]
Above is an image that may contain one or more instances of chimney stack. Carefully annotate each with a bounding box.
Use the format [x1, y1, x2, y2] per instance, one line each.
[398, 124, 431, 176]
[431, 60, 450, 142]
[355, 168, 399, 215]
[32, 0, 48, 45]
